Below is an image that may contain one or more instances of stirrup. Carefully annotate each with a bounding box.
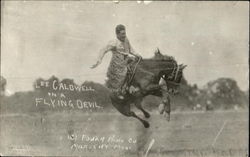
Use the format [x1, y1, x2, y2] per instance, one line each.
[115, 90, 125, 99]
[117, 95, 124, 99]
[129, 86, 140, 94]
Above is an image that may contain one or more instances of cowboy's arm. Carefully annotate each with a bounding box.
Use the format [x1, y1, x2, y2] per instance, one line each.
[128, 40, 141, 57]
[130, 45, 140, 57]
[91, 41, 115, 69]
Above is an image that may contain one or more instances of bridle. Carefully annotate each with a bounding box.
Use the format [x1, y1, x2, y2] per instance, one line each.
[163, 62, 181, 86]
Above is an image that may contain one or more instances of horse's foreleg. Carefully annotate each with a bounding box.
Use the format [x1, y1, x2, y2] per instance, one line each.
[129, 111, 150, 128]
[134, 99, 150, 118]
[162, 92, 171, 121]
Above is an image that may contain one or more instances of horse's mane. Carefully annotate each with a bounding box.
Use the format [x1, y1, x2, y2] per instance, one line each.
[151, 50, 176, 61]
[140, 49, 177, 71]
[145, 49, 176, 62]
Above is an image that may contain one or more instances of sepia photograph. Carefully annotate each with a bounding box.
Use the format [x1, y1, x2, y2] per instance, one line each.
[0, 1, 249, 157]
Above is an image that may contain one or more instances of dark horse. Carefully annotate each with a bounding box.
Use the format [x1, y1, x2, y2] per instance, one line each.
[109, 49, 186, 128]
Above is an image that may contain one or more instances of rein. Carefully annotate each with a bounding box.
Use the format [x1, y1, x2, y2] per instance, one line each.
[128, 56, 142, 85]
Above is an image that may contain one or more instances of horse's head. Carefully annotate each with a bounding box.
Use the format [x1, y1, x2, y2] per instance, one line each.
[162, 64, 187, 93]
[153, 49, 187, 94]
[139, 48, 187, 93]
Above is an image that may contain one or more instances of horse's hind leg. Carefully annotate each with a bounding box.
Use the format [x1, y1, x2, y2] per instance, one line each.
[114, 103, 150, 128]
[110, 95, 149, 128]
[129, 111, 150, 128]
[134, 98, 150, 118]
[110, 95, 150, 128]
[115, 103, 150, 128]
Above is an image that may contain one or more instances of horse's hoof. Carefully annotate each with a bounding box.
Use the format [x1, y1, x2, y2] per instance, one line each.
[164, 113, 170, 122]
[143, 121, 150, 128]
[166, 116, 170, 122]
[144, 112, 151, 118]
[158, 104, 165, 114]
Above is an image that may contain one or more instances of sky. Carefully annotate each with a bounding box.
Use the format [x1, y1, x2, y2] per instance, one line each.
[1, 1, 249, 94]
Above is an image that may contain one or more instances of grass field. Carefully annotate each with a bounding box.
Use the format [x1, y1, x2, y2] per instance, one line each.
[0, 110, 248, 157]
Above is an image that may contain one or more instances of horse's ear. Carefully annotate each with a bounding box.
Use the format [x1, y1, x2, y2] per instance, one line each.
[155, 47, 161, 54]
[157, 47, 162, 54]
[180, 64, 187, 70]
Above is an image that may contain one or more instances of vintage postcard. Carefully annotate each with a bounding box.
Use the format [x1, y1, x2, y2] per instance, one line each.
[0, 1, 249, 157]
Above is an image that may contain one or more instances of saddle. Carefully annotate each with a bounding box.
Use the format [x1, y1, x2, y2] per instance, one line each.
[122, 57, 141, 94]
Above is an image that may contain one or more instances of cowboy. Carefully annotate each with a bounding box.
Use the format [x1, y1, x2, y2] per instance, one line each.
[91, 24, 141, 99]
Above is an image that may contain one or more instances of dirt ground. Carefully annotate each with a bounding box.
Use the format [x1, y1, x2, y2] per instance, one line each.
[0, 110, 248, 157]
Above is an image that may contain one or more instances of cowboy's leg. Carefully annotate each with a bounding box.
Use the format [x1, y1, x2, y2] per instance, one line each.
[120, 66, 130, 95]
[115, 67, 128, 99]
[121, 70, 130, 94]
[120, 60, 136, 94]
[123, 58, 136, 89]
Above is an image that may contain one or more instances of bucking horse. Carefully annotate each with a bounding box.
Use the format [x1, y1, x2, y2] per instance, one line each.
[109, 49, 186, 128]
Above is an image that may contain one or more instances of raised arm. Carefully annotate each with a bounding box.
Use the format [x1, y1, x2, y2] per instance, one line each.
[90, 41, 115, 69]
